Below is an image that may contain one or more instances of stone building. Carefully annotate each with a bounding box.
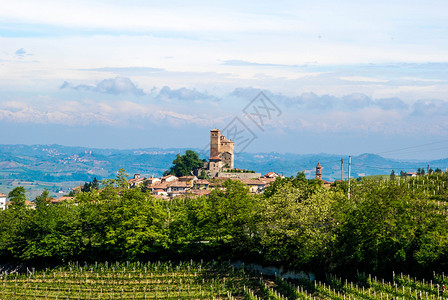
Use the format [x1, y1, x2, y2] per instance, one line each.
[204, 129, 235, 177]
[201, 128, 262, 178]
[209, 129, 234, 169]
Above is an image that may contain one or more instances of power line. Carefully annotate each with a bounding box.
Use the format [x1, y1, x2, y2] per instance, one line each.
[377, 140, 448, 156]
[380, 146, 448, 157]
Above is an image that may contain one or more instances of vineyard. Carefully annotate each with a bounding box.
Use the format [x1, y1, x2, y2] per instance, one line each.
[2, 261, 448, 300]
[2, 172, 448, 295]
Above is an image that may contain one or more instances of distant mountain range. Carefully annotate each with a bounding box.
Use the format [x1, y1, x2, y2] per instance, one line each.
[0, 144, 447, 182]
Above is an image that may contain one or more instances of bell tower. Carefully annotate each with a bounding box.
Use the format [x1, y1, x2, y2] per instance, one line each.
[316, 162, 322, 180]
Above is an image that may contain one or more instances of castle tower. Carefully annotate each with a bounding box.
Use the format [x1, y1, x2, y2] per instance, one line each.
[207, 128, 235, 176]
[219, 135, 234, 169]
[210, 129, 221, 160]
[316, 162, 322, 180]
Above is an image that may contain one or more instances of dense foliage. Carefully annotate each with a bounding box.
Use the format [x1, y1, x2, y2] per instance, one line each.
[1, 172, 448, 279]
[163, 150, 204, 177]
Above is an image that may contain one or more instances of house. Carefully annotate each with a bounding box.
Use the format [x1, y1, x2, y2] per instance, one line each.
[321, 180, 333, 188]
[168, 181, 191, 192]
[406, 172, 418, 177]
[194, 179, 210, 189]
[145, 177, 161, 185]
[237, 178, 269, 194]
[178, 176, 197, 186]
[0, 193, 6, 210]
[148, 181, 169, 193]
[72, 185, 83, 194]
[161, 175, 178, 183]
[5, 199, 36, 209]
[263, 172, 281, 178]
[25, 201, 36, 209]
[167, 190, 187, 199]
[51, 196, 74, 204]
[128, 174, 146, 188]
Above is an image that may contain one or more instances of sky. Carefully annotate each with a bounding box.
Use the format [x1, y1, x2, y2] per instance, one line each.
[1, 0, 448, 160]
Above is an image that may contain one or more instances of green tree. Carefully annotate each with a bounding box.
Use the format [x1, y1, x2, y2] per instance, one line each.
[115, 168, 129, 188]
[21, 203, 82, 261]
[198, 169, 209, 179]
[0, 204, 33, 258]
[198, 179, 260, 259]
[100, 189, 168, 259]
[8, 186, 27, 209]
[81, 182, 92, 193]
[417, 168, 425, 175]
[34, 189, 50, 208]
[390, 169, 395, 180]
[91, 177, 99, 189]
[100, 178, 116, 189]
[165, 150, 204, 177]
[261, 179, 338, 270]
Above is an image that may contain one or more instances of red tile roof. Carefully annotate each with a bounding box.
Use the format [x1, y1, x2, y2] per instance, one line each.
[51, 196, 74, 204]
[195, 179, 210, 184]
[128, 177, 146, 184]
[234, 178, 268, 186]
[263, 172, 278, 178]
[189, 189, 211, 196]
[179, 176, 196, 180]
[168, 181, 190, 188]
[149, 182, 169, 189]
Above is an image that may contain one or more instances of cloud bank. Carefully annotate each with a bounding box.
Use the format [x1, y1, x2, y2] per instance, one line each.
[60, 77, 145, 96]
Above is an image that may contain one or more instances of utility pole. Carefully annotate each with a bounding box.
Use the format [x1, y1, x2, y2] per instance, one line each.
[427, 164, 429, 196]
[348, 156, 351, 199]
[341, 158, 344, 182]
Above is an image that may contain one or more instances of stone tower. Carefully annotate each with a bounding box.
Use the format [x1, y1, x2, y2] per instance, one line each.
[208, 129, 235, 175]
[210, 129, 221, 160]
[316, 162, 322, 180]
[219, 135, 234, 169]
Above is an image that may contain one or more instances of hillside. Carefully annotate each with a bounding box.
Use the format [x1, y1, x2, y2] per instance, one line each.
[0, 144, 446, 192]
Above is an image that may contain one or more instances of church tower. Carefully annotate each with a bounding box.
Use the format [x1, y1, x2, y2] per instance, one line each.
[316, 162, 322, 180]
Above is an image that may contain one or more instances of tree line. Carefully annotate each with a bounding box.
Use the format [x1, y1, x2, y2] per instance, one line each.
[1, 172, 448, 279]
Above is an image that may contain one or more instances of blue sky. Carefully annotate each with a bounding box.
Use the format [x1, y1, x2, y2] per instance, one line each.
[1, 0, 448, 160]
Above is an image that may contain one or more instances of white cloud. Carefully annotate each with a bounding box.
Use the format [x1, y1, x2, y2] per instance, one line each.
[340, 76, 388, 83]
[60, 77, 145, 96]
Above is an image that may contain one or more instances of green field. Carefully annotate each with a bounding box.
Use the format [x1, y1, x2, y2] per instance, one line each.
[2, 261, 448, 299]
[0, 179, 80, 200]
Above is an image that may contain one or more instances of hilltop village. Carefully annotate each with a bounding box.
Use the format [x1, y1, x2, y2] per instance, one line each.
[0, 129, 331, 208]
[106, 128, 333, 200]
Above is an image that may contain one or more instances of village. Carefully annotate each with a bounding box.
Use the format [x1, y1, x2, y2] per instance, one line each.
[0, 129, 334, 209]
[0, 128, 427, 209]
